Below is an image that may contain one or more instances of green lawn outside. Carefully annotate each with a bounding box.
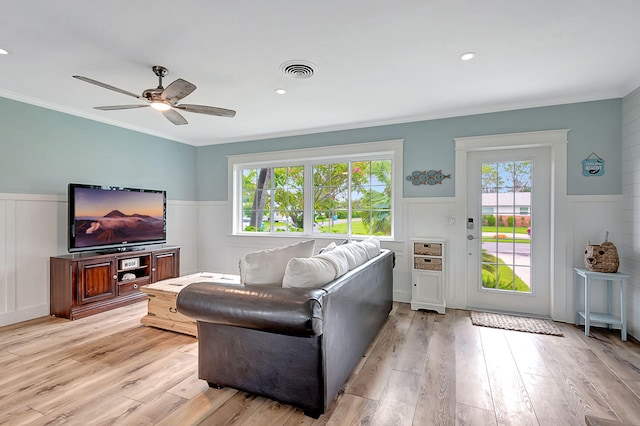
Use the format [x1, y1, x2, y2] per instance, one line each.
[248, 217, 386, 235]
[482, 252, 530, 292]
[482, 226, 529, 234]
[482, 238, 530, 244]
[482, 225, 530, 244]
[317, 218, 367, 234]
[245, 218, 367, 234]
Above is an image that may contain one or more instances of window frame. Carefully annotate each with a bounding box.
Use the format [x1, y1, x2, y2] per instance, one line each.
[229, 139, 404, 240]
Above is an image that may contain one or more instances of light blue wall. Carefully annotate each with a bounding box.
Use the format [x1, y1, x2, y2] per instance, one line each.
[197, 98, 622, 201]
[0, 96, 622, 202]
[0, 97, 197, 200]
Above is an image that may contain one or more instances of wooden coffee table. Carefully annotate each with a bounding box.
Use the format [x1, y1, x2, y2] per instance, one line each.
[140, 272, 240, 337]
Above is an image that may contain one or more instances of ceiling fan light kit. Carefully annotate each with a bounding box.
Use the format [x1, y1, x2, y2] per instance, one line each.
[73, 65, 236, 125]
[150, 101, 171, 111]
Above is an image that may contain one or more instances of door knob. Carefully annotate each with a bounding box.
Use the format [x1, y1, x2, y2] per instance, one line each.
[467, 234, 478, 240]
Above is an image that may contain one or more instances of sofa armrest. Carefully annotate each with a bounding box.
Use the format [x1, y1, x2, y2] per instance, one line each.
[177, 283, 325, 337]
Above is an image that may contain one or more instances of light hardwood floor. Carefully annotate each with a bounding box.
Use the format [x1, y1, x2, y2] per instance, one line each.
[1, 302, 639, 425]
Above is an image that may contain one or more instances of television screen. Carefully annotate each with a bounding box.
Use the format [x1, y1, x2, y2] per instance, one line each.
[68, 183, 166, 253]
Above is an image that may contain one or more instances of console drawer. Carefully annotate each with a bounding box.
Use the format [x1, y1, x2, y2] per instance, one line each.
[118, 280, 145, 296]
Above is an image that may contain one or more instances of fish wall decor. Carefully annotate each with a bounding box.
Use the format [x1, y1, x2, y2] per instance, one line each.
[406, 170, 451, 185]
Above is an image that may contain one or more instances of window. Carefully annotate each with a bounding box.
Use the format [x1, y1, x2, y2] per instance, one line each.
[313, 160, 392, 236]
[230, 140, 403, 239]
[242, 166, 304, 233]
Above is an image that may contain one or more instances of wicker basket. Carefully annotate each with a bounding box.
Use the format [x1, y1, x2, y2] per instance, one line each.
[414, 256, 442, 271]
[413, 242, 442, 256]
[584, 241, 619, 273]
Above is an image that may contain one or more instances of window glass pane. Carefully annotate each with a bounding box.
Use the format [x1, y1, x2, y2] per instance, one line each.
[312, 159, 392, 237]
[244, 187, 271, 232]
[272, 166, 303, 234]
[314, 163, 349, 235]
[352, 190, 371, 211]
[329, 163, 348, 185]
[352, 161, 371, 187]
[241, 166, 303, 234]
[314, 211, 332, 234]
[238, 152, 394, 237]
[480, 160, 532, 293]
[287, 210, 304, 232]
[482, 163, 499, 193]
[498, 161, 515, 191]
[371, 210, 392, 236]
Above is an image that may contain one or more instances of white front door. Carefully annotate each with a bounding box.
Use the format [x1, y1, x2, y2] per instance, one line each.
[466, 147, 551, 317]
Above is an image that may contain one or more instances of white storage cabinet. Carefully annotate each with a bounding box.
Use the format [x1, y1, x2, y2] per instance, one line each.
[411, 238, 446, 314]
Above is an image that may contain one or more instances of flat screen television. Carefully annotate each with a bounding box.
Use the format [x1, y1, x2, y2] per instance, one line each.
[68, 183, 167, 253]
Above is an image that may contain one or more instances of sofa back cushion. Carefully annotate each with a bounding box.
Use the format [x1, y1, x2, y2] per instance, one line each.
[282, 239, 382, 288]
[282, 256, 337, 288]
[239, 240, 316, 285]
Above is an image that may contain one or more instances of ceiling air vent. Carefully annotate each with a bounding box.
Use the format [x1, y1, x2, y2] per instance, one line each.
[280, 60, 316, 79]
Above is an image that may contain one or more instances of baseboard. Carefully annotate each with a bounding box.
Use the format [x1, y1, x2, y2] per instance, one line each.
[393, 290, 411, 304]
[0, 304, 50, 327]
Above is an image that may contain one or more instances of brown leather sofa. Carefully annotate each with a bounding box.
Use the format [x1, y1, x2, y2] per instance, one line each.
[177, 249, 394, 418]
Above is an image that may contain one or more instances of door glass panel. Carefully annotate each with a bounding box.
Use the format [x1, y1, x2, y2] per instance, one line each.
[481, 160, 532, 292]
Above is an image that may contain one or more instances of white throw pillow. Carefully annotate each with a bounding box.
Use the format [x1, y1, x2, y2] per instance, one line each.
[319, 241, 337, 254]
[316, 248, 350, 277]
[282, 256, 337, 288]
[337, 242, 369, 269]
[357, 238, 381, 259]
[239, 239, 315, 285]
[365, 237, 381, 250]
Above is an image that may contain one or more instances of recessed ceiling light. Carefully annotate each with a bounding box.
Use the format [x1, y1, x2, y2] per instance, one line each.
[460, 52, 475, 61]
[275, 88, 287, 95]
[0, 48, 9, 55]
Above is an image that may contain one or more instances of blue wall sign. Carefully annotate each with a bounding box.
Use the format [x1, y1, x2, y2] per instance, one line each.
[582, 153, 604, 176]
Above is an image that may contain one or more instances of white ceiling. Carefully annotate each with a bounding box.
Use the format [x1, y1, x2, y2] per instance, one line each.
[1, 1, 639, 147]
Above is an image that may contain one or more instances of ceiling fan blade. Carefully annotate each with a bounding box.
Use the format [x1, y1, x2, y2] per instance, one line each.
[73, 75, 143, 99]
[175, 104, 236, 118]
[161, 78, 196, 103]
[162, 109, 188, 125]
[94, 104, 149, 111]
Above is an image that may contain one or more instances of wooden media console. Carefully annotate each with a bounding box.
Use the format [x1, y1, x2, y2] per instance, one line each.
[50, 246, 180, 320]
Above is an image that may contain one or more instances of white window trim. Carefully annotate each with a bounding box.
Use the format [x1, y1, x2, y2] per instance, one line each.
[228, 139, 404, 240]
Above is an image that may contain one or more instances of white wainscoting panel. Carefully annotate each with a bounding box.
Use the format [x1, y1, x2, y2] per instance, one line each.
[622, 86, 640, 340]
[0, 199, 7, 316]
[15, 198, 60, 314]
[197, 202, 235, 274]
[1, 192, 631, 335]
[0, 194, 63, 326]
[403, 198, 457, 307]
[566, 195, 624, 325]
[0, 193, 200, 327]
[166, 200, 199, 275]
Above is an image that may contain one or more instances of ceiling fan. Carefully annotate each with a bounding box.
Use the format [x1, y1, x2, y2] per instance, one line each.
[73, 65, 236, 125]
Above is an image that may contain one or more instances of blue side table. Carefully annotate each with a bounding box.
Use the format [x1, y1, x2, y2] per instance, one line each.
[574, 267, 628, 341]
